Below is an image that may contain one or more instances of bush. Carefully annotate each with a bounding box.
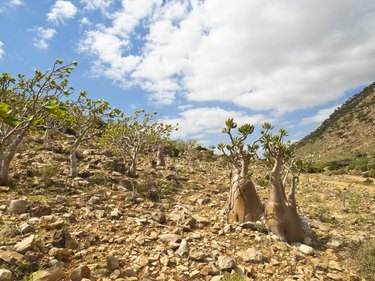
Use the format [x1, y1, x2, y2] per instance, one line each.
[255, 177, 269, 187]
[354, 239, 375, 279]
[314, 206, 332, 223]
[222, 272, 246, 281]
[40, 164, 60, 186]
[307, 165, 324, 173]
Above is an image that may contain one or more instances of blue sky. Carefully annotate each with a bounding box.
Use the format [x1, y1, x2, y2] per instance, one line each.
[0, 0, 374, 146]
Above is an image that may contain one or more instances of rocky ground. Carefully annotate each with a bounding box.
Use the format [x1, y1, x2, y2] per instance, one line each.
[0, 138, 374, 281]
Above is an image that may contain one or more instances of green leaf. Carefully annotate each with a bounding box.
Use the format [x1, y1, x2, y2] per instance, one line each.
[2, 114, 20, 127]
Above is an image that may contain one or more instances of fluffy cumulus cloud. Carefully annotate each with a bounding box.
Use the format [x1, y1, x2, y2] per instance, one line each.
[300, 105, 339, 125]
[47, 0, 77, 23]
[79, 0, 375, 110]
[163, 107, 267, 138]
[0, 41, 4, 59]
[32, 27, 56, 50]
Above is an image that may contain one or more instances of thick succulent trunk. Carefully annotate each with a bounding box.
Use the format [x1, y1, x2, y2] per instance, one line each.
[69, 151, 78, 177]
[265, 158, 303, 243]
[156, 145, 165, 166]
[227, 158, 264, 223]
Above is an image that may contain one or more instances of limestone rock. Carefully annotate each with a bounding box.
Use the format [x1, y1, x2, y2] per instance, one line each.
[292, 243, 314, 255]
[106, 255, 120, 271]
[236, 247, 264, 262]
[175, 239, 190, 257]
[63, 229, 79, 249]
[217, 256, 236, 270]
[18, 222, 34, 234]
[13, 235, 35, 254]
[158, 233, 181, 243]
[49, 248, 72, 262]
[190, 250, 206, 262]
[30, 204, 52, 217]
[8, 200, 28, 214]
[0, 251, 25, 264]
[31, 266, 65, 281]
[153, 211, 167, 224]
[0, 269, 12, 281]
[70, 265, 91, 281]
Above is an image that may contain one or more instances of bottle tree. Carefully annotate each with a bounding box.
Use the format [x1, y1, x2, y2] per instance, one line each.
[101, 110, 173, 178]
[0, 60, 76, 184]
[261, 126, 304, 242]
[58, 91, 120, 177]
[217, 118, 266, 223]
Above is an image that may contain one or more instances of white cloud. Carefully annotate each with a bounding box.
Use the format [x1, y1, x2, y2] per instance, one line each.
[0, 0, 24, 12]
[163, 107, 267, 138]
[80, 0, 375, 110]
[300, 105, 339, 125]
[32, 27, 56, 50]
[80, 0, 113, 14]
[0, 41, 4, 59]
[47, 0, 77, 23]
[78, 30, 141, 81]
[80, 17, 91, 27]
[9, 0, 24, 6]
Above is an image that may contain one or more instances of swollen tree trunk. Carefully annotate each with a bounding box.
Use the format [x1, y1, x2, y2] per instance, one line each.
[265, 158, 303, 243]
[70, 151, 78, 177]
[156, 145, 165, 167]
[227, 157, 264, 223]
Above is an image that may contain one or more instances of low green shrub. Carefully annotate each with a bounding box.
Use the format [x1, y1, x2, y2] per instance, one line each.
[354, 239, 375, 279]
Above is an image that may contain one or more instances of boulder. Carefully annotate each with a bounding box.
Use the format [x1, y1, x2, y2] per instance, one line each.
[0, 250, 25, 264]
[30, 266, 65, 281]
[70, 265, 91, 281]
[0, 269, 12, 281]
[158, 234, 181, 243]
[13, 235, 35, 254]
[106, 255, 120, 271]
[175, 239, 190, 257]
[8, 200, 28, 214]
[217, 256, 236, 270]
[236, 247, 264, 262]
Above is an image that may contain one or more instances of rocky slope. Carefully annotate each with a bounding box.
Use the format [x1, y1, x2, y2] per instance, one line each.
[0, 137, 374, 280]
[295, 83, 375, 160]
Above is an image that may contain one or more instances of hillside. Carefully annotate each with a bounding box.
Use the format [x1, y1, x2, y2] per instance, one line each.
[0, 137, 374, 280]
[296, 83, 375, 161]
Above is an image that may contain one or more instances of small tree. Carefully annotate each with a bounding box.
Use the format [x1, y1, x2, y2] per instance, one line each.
[217, 118, 266, 223]
[0, 60, 76, 184]
[261, 126, 304, 242]
[101, 110, 173, 177]
[58, 91, 119, 177]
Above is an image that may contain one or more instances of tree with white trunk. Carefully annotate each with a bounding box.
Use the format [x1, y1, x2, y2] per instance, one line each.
[101, 110, 173, 178]
[58, 91, 119, 177]
[0, 60, 76, 184]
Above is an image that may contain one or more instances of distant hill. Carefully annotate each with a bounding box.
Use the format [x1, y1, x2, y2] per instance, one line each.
[295, 83, 375, 161]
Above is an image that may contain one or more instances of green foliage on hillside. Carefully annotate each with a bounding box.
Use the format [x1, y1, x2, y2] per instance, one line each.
[297, 83, 375, 147]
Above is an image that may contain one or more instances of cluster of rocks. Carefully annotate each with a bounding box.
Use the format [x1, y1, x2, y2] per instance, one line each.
[0, 142, 373, 280]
